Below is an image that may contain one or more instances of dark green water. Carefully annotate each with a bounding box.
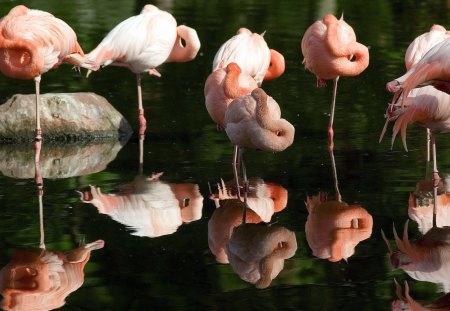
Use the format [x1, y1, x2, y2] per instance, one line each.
[0, 0, 449, 310]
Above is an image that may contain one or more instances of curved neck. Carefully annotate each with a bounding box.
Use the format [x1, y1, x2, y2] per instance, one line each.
[166, 25, 201, 63]
[263, 49, 285, 81]
[223, 68, 250, 98]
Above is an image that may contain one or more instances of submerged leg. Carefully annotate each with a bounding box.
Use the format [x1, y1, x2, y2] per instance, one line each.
[34, 75, 42, 163]
[328, 76, 339, 151]
[329, 147, 341, 202]
[35, 160, 45, 250]
[232, 145, 242, 201]
[137, 74, 147, 136]
[240, 148, 249, 224]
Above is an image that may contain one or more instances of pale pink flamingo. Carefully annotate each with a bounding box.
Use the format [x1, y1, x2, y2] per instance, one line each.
[382, 221, 450, 292]
[204, 62, 258, 130]
[300, 13, 369, 149]
[387, 37, 450, 103]
[212, 28, 285, 86]
[224, 88, 294, 212]
[226, 223, 297, 289]
[0, 240, 104, 311]
[0, 5, 96, 163]
[380, 86, 450, 225]
[305, 192, 373, 262]
[208, 178, 288, 264]
[85, 4, 201, 135]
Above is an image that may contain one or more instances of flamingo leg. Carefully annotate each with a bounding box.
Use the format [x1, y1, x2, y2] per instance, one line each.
[34, 75, 42, 163]
[137, 73, 147, 136]
[431, 132, 439, 227]
[139, 132, 144, 175]
[240, 148, 248, 224]
[35, 160, 45, 250]
[328, 76, 339, 151]
[329, 147, 342, 202]
[232, 145, 242, 201]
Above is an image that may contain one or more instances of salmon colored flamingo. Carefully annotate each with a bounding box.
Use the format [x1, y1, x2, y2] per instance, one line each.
[300, 13, 369, 149]
[212, 28, 285, 86]
[305, 192, 373, 262]
[0, 5, 96, 164]
[387, 37, 450, 103]
[224, 88, 294, 210]
[381, 221, 450, 292]
[208, 178, 288, 263]
[226, 223, 297, 289]
[85, 4, 201, 136]
[204, 62, 258, 130]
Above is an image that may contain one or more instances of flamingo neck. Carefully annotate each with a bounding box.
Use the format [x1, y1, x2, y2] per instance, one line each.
[264, 49, 285, 81]
[166, 25, 200, 63]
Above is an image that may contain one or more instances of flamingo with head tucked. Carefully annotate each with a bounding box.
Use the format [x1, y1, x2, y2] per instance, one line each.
[85, 4, 201, 135]
[0, 5, 96, 162]
[300, 13, 369, 149]
[212, 27, 285, 86]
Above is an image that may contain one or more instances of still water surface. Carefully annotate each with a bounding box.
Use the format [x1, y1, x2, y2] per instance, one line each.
[0, 0, 449, 310]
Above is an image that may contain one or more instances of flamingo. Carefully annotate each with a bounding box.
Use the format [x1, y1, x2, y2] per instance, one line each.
[387, 37, 450, 103]
[212, 27, 285, 86]
[300, 13, 369, 149]
[204, 62, 258, 130]
[85, 4, 201, 135]
[0, 5, 97, 163]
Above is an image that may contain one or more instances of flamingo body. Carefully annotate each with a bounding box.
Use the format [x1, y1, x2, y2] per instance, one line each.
[212, 28, 285, 85]
[301, 14, 369, 85]
[0, 5, 92, 79]
[204, 62, 258, 129]
[224, 88, 294, 152]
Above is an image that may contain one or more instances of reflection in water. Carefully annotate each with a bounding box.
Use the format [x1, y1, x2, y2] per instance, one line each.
[305, 192, 373, 262]
[0, 240, 104, 311]
[80, 172, 203, 238]
[409, 175, 450, 234]
[382, 221, 450, 293]
[227, 223, 297, 289]
[392, 280, 450, 311]
[305, 149, 373, 262]
[0, 160, 105, 310]
[208, 178, 288, 263]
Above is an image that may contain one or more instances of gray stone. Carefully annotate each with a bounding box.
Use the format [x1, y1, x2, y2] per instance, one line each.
[0, 92, 132, 142]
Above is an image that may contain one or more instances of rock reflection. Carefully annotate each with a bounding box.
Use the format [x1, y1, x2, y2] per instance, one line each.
[409, 175, 450, 234]
[227, 223, 297, 289]
[208, 178, 288, 263]
[305, 149, 373, 262]
[0, 141, 125, 179]
[0, 240, 104, 311]
[79, 172, 204, 238]
[382, 221, 450, 293]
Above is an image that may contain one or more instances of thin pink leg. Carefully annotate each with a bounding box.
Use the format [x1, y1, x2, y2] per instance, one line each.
[34, 76, 42, 163]
[136, 74, 147, 136]
[328, 77, 339, 151]
[431, 133, 439, 227]
[232, 145, 242, 202]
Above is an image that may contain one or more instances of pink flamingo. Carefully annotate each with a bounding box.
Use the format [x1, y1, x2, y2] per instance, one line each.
[224, 88, 294, 209]
[0, 5, 96, 163]
[387, 37, 450, 103]
[204, 62, 258, 130]
[392, 280, 450, 311]
[300, 14, 369, 149]
[85, 4, 201, 135]
[212, 28, 285, 86]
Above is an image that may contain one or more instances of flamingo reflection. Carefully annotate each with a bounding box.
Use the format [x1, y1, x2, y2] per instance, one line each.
[392, 279, 450, 311]
[208, 178, 288, 263]
[305, 148, 373, 262]
[0, 161, 104, 310]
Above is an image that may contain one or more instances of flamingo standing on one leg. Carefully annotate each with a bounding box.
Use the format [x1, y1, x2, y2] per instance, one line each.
[300, 14, 369, 150]
[85, 4, 201, 136]
[212, 28, 285, 86]
[204, 62, 258, 130]
[224, 88, 294, 218]
[0, 5, 97, 164]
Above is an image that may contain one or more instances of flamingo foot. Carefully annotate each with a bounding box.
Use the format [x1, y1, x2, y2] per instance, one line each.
[34, 130, 42, 163]
[328, 126, 334, 151]
[317, 78, 327, 88]
[433, 171, 441, 188]
[138, 110, 147, 137]
[386, 80, 402, 93]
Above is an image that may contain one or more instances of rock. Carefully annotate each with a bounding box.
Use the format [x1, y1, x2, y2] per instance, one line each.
[0, 93, 133, 142]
